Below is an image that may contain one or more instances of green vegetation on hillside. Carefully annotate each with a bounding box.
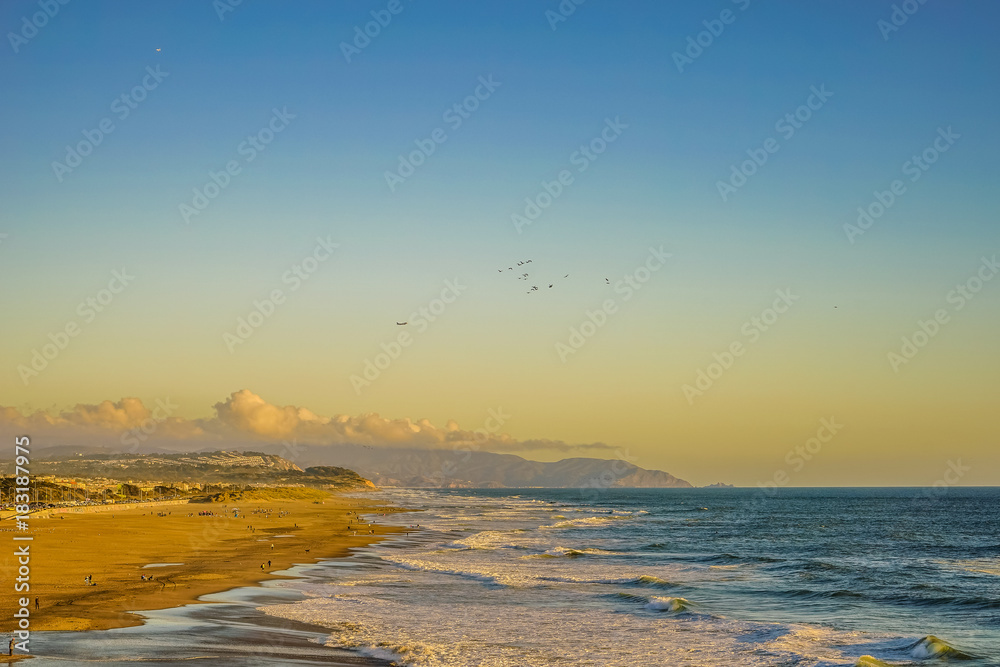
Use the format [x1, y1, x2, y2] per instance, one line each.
[0, 451, 374, 490]
[209, 487, 331, 502]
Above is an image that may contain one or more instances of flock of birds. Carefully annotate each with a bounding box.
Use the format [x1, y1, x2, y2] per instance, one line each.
[500, 259, 547, 292]
[395, 258, 613, 324]
[389, 255, 840, 322]
[497, 259, 595, 294]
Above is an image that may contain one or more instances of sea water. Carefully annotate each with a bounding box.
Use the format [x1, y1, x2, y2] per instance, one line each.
[261, 487, 1000, 666]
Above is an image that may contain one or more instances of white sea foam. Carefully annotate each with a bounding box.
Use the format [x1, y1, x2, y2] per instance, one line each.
[260, 594, 850, 667]
[273, 489, 959, 667]
[541, 514, 635, 530]
[909, 635, 972, 660]
[446, 530, 525, 551]
[645, 596, 689, 612]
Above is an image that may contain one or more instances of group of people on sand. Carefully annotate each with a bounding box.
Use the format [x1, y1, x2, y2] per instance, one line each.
[84, 574, 95, 586]
[250, 507, 286, 517]
[346, 510, 381, 536]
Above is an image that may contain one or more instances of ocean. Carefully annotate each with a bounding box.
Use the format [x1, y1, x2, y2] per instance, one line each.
[23, 487, 999, 665]
[259, 487, 1000, 666]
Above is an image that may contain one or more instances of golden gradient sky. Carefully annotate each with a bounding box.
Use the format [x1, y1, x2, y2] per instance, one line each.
[2, 2, 998, 486]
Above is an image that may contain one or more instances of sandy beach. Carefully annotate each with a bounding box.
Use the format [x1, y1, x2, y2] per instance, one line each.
[0, 489, 404, 633]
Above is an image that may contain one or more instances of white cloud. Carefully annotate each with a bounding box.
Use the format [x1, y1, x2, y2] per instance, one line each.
[0, 390, 611, 454]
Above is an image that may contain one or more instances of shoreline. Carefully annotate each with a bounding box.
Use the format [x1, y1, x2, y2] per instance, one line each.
[20, 577, 398, 666]
[0, 490, 407, 634]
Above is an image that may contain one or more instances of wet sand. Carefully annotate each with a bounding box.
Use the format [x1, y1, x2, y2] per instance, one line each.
[0, 491, 404, 633]
[21, 583, 396, 666]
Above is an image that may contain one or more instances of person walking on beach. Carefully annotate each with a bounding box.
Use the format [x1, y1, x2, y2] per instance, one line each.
[35, 596, 38, 610]
[9, 636, 14, 655]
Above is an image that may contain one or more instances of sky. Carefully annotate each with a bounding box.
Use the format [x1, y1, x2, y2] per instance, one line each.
[1, 0, 998, 486]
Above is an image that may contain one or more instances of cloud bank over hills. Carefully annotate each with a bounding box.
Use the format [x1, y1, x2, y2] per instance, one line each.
[0, 389, 614, 455]
[1, 391, 693, 489]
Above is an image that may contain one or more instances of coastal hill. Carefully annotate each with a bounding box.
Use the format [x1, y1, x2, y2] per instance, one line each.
[5, 447, 691, 490]
[272, 445, 693, 489]
[1, 450, 374, 490]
